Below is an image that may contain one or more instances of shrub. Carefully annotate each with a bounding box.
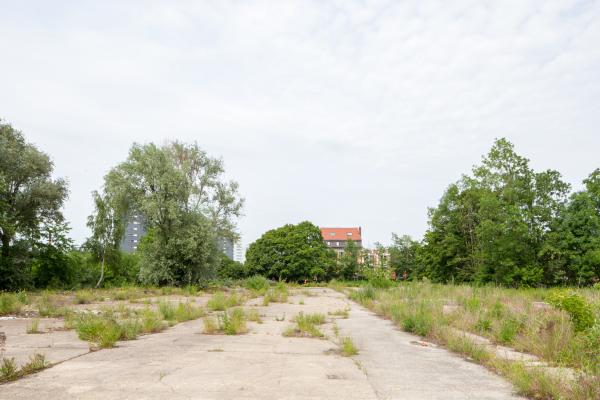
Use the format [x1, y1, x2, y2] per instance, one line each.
[220, 308, 247, 335]
[401, 303, 434, 337]
[119, 320, 141, 340]
[246, 309, 262, 323]
[475, 317, 492, 333]
[262, 283, 288, 305]
[548, 291, 595, 332]
[0, 357, 18, 382]
[140, 308, 165, 333]
[203, 316, 219, 334]
[283, 312, 326, 338]
[158, 301, 176, 320]
[495, 318, 520, 345]
[340, 336, 358, 356]
[26, 319, 42, 334]
[20, 353, 48, 374]
[74, 290, 99, 304]
[173, 302, 205, 322]
[243, 275, 271, 292]
[207, 292, 241, 311]
[75, 314, 122, 348]
[0, 293, 22, 315]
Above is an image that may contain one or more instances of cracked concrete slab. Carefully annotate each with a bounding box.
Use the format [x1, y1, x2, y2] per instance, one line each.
[2, 288, 526, 399]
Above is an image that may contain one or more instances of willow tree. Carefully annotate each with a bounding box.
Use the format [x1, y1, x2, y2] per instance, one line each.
[89, 141, 243, 286]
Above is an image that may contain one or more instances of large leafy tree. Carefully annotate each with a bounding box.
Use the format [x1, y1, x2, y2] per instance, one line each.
[90, 141, 243, 286]
[420, 138, 571, 286]
[544, 169, 600, 285]
[0, 121, 68, 289]
[245, 221, 335, 282]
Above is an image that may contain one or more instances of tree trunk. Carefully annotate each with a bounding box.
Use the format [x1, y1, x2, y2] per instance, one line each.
[96, 248, 105, 288]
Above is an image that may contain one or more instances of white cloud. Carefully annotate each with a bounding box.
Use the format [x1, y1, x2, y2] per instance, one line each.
[1, 0, 599, 247]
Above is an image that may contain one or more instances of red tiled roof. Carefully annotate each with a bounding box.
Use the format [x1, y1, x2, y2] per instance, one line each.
[320, 227, 362, 241]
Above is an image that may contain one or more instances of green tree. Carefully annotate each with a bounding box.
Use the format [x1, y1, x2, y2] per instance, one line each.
[245, 221, 335, 282]
[339, 238, 360, 279]
[389, 234, 421, 279]
[90, 141, 243, 286]
[419, 138, 570, 286]
[0, 121, 69, 289]
[86, 191, 122, 287]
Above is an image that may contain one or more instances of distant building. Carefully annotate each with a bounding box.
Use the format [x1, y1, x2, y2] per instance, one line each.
[320, 227, 362, 257]
[234, 240, 245, 263]
[120, 212, 146, 253]
[218, 237, 234, 259]
[363, 248, 390, 268]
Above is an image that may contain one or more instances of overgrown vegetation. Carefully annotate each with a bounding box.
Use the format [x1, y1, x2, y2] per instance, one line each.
[348, 281, 600, 399]
[283, 312, 326, 338]
[0, 353, 49, 383]
[389, 140, 600, 287]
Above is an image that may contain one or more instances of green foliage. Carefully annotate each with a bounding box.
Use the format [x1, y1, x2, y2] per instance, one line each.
[0, 121, 69, 290]
[283, 312, 326, 338]
[389, 234, 422, 279]
[0, 292, 23, 315]
[262, 283, 288, 305]
[548, 291, 595, 332]
[75, 314, 122, 348]
[207, 292, 242, 311]
[340, 336, 359, 356]
[339, 239, 360, 279]
[0, 358, 18, 382]
[217, 257, 247, 280]
[400, 303, 434, 337]
[91, 141, 243, 287]
[245, 221, 336, 282]
[415, 138, 600, 287]
[243, 275, 271, 292]
[220, 308, 247, 335]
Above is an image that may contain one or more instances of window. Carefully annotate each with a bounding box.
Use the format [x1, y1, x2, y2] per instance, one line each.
[336, 241, 340, 246]
[133, 233, 138, 237]
[346, 232, 352, 236]
[329, 232, 335, 236]
[133, 227, 138, 231]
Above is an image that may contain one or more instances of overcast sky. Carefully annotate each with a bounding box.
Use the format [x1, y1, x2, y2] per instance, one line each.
[1, 1, 599, 249]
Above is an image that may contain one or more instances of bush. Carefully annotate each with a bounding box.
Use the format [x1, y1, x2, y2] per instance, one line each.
[400, 302, 434, 337]
[220, 308, 247, 335]
[496, 318, 520, 345]
[0, 358, 18, 382]
[548, 291, 595, 332]
[0, 293, 22, 315]
[173, 302, 205, 322]
[207, 292, 242, 311]
[75, 314, 122, 348]
[243, 275, 271, 292]
[340, 336, 358, 356]
[263, 283, 288, 305]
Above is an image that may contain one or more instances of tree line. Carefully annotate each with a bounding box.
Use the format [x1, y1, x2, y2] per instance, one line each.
[388, 139, 600, 287]
[2, 119, 598, 289]
[0, 120, 243, 290]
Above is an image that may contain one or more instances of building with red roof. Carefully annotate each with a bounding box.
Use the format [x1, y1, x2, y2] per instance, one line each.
[320, 227, 362, 256]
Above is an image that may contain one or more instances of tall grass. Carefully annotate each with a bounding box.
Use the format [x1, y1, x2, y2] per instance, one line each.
[347, 281, 600, 399]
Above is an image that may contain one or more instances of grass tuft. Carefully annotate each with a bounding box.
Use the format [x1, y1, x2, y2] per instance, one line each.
[340, 336, 358, 356]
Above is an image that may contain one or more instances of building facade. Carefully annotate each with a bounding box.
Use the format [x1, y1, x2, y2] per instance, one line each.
[234, 240, 245, 263]
[120, 212, 146, 253]
[320, 227, 362, 256]
[218, 237, 234, 259]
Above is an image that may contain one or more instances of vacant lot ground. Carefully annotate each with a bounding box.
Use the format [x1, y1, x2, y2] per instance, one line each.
[0, 287, 525, 399]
